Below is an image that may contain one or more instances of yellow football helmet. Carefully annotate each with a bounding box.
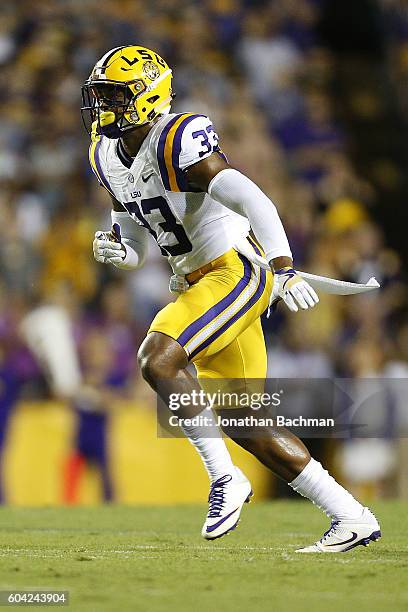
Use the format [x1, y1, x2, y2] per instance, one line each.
[81, 45, 173, 138]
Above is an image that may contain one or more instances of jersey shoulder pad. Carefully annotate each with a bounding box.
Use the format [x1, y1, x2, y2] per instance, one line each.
[88, 135, 115, 197]
[156, 113, 220, 192]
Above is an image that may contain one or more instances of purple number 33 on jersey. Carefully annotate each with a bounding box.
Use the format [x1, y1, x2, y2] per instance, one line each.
[192, 124, 219, 158]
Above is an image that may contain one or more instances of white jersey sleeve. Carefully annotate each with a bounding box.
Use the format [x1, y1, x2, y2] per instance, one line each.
[155, 113, 226, 192]
[178, 114, 223, 170]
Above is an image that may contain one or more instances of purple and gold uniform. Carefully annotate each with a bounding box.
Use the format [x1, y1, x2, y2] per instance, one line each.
[89, 113, 272, 378]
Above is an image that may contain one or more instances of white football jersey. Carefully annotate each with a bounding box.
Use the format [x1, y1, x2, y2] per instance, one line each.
[89, 113, 250, 274]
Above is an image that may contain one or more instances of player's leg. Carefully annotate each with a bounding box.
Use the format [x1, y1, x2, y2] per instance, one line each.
[230, 427, 381, 552]
[139, 330, 253, 539]
[139, 244, 271, 486]
[138, 245, 272, 537]
[199, 319, 381, 551]
[138, 330, 236, 483]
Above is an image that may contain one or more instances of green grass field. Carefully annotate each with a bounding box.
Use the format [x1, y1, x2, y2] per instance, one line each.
[0, 500, 406, 612]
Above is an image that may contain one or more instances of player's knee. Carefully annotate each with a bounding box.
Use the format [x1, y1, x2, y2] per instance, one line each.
[138, 349, 160, 385]
[293, 447, 311, 473]
[138, 333, 187, 385]
[138, 347, 167, 385]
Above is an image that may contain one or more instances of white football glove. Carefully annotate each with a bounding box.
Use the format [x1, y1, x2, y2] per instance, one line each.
[271, 266, 319, 313]
[93, 223, 126, 267]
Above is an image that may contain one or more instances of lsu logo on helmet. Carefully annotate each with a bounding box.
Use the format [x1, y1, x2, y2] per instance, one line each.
[81, 46, 173, 138]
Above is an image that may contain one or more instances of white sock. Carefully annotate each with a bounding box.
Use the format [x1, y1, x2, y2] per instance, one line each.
[289, 458, 364, 521]
[179, 408, 235, 482]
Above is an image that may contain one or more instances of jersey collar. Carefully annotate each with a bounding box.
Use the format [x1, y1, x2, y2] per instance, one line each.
[117, 139, 133, 169]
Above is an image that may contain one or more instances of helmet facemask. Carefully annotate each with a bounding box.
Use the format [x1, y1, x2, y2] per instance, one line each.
[81, 80, 146, 139]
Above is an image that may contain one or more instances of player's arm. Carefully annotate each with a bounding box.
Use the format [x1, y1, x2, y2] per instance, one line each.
[93, 195, 148, 270]
[88, 114, 148, 270]
[186, 154, 319, 312]
[186, 155, 292, 270]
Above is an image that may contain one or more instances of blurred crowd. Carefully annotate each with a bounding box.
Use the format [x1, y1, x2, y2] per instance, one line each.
[0, 0, 407, 496]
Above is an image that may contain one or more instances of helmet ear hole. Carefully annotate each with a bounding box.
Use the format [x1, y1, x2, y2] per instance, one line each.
[147, 95, 160, 104]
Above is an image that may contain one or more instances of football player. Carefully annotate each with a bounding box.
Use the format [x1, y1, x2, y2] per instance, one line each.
[83, 46, 381, 551]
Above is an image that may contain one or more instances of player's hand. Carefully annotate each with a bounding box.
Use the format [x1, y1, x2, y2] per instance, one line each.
[93, 223, 126, 266]
[271, 267, 319, 312]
